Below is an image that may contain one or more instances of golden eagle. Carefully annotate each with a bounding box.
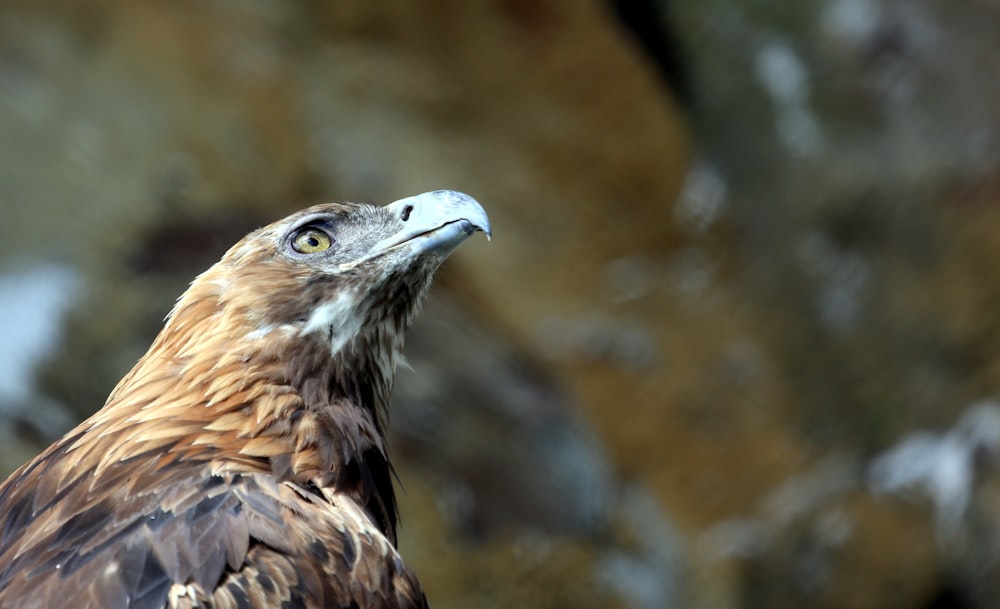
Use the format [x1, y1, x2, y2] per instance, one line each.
[0, 191, 490, 609]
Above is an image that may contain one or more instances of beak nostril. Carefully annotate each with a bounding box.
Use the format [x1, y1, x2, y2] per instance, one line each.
[400, 205, 414, 222]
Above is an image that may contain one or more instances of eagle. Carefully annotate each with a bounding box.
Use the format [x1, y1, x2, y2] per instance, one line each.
[0, 190, 490, 609]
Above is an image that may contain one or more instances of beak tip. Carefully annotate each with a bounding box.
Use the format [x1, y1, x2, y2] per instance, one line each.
[423, 190, 491, 242]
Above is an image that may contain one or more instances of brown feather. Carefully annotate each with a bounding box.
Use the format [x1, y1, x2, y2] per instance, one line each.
[0, 192, 488, 608]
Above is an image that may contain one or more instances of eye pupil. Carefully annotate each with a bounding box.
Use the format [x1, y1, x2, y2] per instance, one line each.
[291, 227, 332, 254]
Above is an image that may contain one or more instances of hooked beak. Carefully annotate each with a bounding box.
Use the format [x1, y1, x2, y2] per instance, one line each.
[371, 190, 491, 258]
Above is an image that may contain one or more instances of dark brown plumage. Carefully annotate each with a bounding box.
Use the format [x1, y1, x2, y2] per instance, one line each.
[0, 191, 490, 609]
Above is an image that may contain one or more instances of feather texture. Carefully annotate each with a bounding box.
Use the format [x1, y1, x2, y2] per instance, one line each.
[0, 192, 489, 608]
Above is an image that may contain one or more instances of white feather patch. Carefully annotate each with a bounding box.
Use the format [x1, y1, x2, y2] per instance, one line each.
[246, 323, 295, 341]
[299, 291, 364, 355]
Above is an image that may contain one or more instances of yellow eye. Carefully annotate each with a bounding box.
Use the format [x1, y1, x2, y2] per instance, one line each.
[291, 227, 333, 254]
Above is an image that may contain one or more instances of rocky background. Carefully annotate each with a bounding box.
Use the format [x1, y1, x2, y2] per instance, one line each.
[2, 1, 1000, 608]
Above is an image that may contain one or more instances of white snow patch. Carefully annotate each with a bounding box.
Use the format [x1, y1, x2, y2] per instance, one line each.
[755, 41, 825, 157]
[597, 486, 681, 609]
[700, 455, 858, 560]
[0, 265, 81, 403]
[822, 0, 879, 43]
[869, 401, 1000, 530]
[675, 161, 727, 233]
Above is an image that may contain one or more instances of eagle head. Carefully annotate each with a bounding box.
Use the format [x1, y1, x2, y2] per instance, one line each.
[155, 189, 489, 408]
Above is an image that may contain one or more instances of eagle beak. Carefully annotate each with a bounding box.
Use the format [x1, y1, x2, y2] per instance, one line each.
[372, 190, 491, 258]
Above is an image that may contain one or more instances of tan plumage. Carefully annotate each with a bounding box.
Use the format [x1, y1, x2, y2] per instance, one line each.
[0, 191, 490, 609]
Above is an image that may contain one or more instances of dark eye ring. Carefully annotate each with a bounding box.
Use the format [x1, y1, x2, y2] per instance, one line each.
[290, 226, 333, 254]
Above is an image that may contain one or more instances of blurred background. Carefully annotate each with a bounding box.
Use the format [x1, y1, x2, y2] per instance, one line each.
[3, 1, 1000, 607]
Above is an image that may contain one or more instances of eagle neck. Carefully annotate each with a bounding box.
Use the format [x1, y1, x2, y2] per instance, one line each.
[279, 327, 401, 542]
